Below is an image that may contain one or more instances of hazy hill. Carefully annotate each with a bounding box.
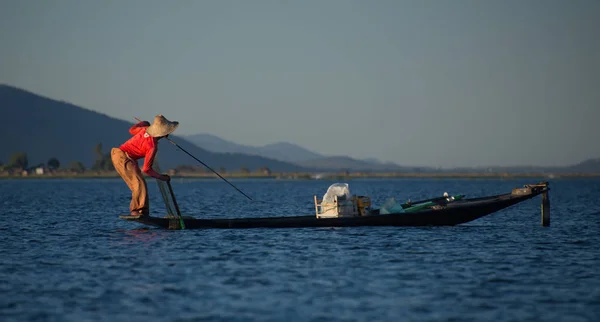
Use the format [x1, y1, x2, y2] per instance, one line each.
[567, 158, 600, 173]
[296, 156, 423, 172]
[292, 156, 600, 174]
[182, 132, 600, 174]
[183, 133, 254, 155]
[184, 133, 415, 171]
[438, 159, 600, 174]
[184, 133, 403, 168]
[258, 142, 324, 163]
[184, 133, 323, 163]
[0, 85, 306, 172]
[2, 84, 598, 174]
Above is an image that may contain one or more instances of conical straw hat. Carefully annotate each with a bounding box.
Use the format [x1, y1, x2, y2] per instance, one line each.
[146, 114, 179, 137]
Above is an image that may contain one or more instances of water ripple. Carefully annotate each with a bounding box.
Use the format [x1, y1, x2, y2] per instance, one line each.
[1, 178, 599, 322]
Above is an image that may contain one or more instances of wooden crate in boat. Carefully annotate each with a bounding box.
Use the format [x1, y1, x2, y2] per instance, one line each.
[314, 195, 371, 218]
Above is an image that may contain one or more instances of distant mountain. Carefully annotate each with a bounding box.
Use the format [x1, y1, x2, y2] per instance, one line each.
[183, 133, 418, 171]
[566, 158, 600, 173]
[183, 133, 253, 154]
[185, 132, 600, 174]
[361, 157, 384, 165]
[259, 142, 324, 163]
[441, 158, 600, 174]
[184, 133, 324, 163]
[0, 85, 306, 172]
[296, 156, 425, 172]
[2, 84, 598, 175]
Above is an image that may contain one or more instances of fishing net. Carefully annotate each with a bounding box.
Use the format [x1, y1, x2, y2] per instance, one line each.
[153, 153, 178, 218]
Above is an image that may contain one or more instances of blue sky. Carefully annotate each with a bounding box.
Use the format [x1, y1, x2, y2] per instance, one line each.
[1, 0, 598, 167]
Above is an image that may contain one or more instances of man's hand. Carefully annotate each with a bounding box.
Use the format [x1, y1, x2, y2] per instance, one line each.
[160, 174, 171, 182]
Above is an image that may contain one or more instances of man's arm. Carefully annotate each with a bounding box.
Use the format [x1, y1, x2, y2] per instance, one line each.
[142, 147, 170, 181]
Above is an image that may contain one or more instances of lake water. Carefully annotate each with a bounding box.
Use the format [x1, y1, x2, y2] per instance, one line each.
[1, 178, 599, 321]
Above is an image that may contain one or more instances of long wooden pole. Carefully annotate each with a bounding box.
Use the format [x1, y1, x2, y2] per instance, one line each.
[166, 138, 253, 201]
[134, 116, 253, 201]
[167, 181, 185, 229]
[541, 191, 550, 227]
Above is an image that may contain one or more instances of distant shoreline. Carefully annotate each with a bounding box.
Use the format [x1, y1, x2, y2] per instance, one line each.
[1, 171, 599, 180]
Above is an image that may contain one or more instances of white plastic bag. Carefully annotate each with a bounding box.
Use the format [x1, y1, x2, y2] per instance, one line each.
[322, 183, 351, 203]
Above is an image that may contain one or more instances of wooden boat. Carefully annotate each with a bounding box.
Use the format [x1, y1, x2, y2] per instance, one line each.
[120, 182, 550, 229]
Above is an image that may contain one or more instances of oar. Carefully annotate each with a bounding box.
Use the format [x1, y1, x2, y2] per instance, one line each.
[167, 181, 185, 229]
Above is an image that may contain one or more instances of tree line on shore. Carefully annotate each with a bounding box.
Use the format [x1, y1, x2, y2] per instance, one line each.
[2, 147, 597, 179]
[0, 143, 272, 175]
[0, 143, 115, 174]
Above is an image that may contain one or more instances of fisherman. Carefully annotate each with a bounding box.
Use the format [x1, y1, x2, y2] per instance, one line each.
[111, 114, 179, 218]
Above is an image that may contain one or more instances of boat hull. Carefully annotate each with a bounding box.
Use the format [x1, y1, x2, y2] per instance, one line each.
[120, 184, 549, 229]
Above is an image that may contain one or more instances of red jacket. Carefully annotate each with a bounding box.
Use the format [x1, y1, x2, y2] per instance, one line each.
[119, 121, 162, 179]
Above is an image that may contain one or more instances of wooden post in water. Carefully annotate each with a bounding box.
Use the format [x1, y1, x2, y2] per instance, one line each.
[541, 191, 550, 227]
